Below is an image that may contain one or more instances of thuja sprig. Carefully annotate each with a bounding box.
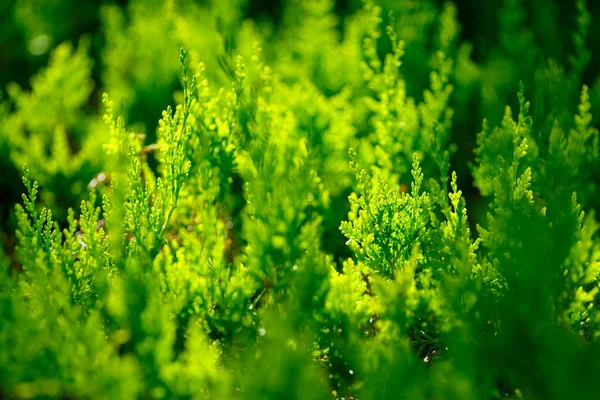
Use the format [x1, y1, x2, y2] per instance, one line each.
[156, 48, 193, 246]
[341, 152, 433, 278]
[15, 165, 60, 268]
[568, 0, 591, 90]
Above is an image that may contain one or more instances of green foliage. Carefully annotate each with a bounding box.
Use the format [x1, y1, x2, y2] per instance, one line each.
[0, 38, 103, 222]
[1, 0, 600, 399]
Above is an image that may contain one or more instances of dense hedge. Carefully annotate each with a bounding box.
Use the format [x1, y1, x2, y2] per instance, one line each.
[1, 0, 600, 398]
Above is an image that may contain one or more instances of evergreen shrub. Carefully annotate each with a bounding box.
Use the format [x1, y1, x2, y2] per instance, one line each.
[1, 0, 600, 398]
